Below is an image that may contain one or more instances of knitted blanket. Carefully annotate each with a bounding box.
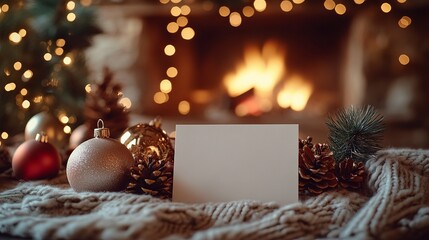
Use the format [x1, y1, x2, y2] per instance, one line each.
[1, 149, 428, 240]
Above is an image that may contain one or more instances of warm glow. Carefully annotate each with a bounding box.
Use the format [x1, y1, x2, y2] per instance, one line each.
[22, 100, 30, 109]
[242, 6, 255, 17]
[160, 79, 172, 93]
[9, 32, 22, 43]
[224, 41, 286, 115]
[64, 126, 72, 134]
[23, 70, 33, 79]
[381, 3, 391, 13]
[119, 97, 132, 109]
[60, 115, 69, 124]
[277, 75, 313, 111]
[171, 6, 181, 17]
[224, 42, 313, 115]
[20, 88, 28, 96]
[67, 13, 76, 22]
[335, 4, 346, 15]
[44, 53, 52, 61]
[56, 39, 66, 47]
[166, 67, 178, 78]
[181, 27, 195, 40]
[181, 5, 191, 15]
[224, 41, 286, 97]
[63, 56, 72, 65]
[19, 29, 27, 37]
[324, 0, 335, 10]
[219, 6, 230, 17]
[14, 62, 22, 71]
[399, 54, 410, 65]
[398, 16, 411, 28]
[160, 0, 169, 4]
[354, 0, 365, 4]
[229, 12, 242, 27]
[397, 0, 407, 3]
[67, 1, 76, 10]
[1, 132, 8, 140]
[1, 4, 9, 12]
[281, 1, 293, 12]
[85, 83, 91, 93]
[292, 0, 305, 4]
[33, 95, 43, 103]
[178, 100, 190, 115]
[171, 0, 181, 3]
[167, 22, 179, 33]
[5, 83, 16, 92]
[154, 92, 169, 104]
[254, 0, 267, 12]
[55, 47, 64, 56]
[164, 44, 176, 56]
[177, 16, 188, 27]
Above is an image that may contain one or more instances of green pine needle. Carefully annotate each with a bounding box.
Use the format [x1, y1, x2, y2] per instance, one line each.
[326, 105, 385, 163]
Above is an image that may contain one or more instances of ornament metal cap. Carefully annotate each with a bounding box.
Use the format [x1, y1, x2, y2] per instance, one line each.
[35, 132, 49, 143]
[94, 119, 110, 138]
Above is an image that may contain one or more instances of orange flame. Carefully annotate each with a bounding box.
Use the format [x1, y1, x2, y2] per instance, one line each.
[223, 40, 312, 115]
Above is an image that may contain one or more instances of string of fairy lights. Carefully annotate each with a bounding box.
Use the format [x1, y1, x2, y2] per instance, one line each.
[0, 0, 415, 142]
[1, 0, 95, 142]
[156, 0, 413, 116]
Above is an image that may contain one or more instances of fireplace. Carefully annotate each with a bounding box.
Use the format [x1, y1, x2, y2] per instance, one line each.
[136, 6, 351, 118]
[86, 2, 429, 148]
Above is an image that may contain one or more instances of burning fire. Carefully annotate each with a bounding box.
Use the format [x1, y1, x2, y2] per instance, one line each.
[277, 75, 313, 111]
[223, 40, 313, 116]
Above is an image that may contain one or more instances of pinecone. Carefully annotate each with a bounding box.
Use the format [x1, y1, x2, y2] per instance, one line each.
[299, 137, 338, 195]
[299, 136, 314, 149]
[0, 145, 11, 173]
[336, 158, 366, 190]
[84, 67, 129, 139]
[126, 149, 174, 199]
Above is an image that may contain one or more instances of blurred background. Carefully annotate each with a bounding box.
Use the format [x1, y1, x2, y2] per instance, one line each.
[1, 0, 428, 148]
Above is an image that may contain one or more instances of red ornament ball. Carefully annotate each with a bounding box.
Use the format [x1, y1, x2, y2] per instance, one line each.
[12, 133, 61, 180]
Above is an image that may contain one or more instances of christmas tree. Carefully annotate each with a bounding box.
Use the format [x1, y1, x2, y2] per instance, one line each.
[0, 0, 99, 143]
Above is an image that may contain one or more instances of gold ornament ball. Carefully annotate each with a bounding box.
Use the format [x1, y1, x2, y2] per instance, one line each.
[120, 118, 174, 161]
[66, 120, 134, 192]
[25, 112, 67, 149]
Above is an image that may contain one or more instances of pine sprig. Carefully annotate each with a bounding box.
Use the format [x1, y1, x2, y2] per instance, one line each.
[326, 105, 384, 163]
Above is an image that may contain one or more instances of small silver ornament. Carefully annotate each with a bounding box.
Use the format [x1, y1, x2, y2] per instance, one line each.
[67, 119, 134, 192]
[25, 112, 67, 149]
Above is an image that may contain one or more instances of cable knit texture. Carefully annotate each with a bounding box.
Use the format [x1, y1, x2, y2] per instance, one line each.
[1, 149, 428, 239]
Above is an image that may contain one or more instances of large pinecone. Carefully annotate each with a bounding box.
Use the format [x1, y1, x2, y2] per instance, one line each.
[299, 137, 338, 195]
[126, 150, 174, 199]
[336, 158, 366, 190]
[84, 68, 129, 139]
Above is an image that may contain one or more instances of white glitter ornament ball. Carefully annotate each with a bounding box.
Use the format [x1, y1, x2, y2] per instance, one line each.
[67, 119, 134, 192]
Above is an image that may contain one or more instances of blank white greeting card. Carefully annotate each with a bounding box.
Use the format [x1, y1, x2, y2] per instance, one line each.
[173, 124, 298, 205]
